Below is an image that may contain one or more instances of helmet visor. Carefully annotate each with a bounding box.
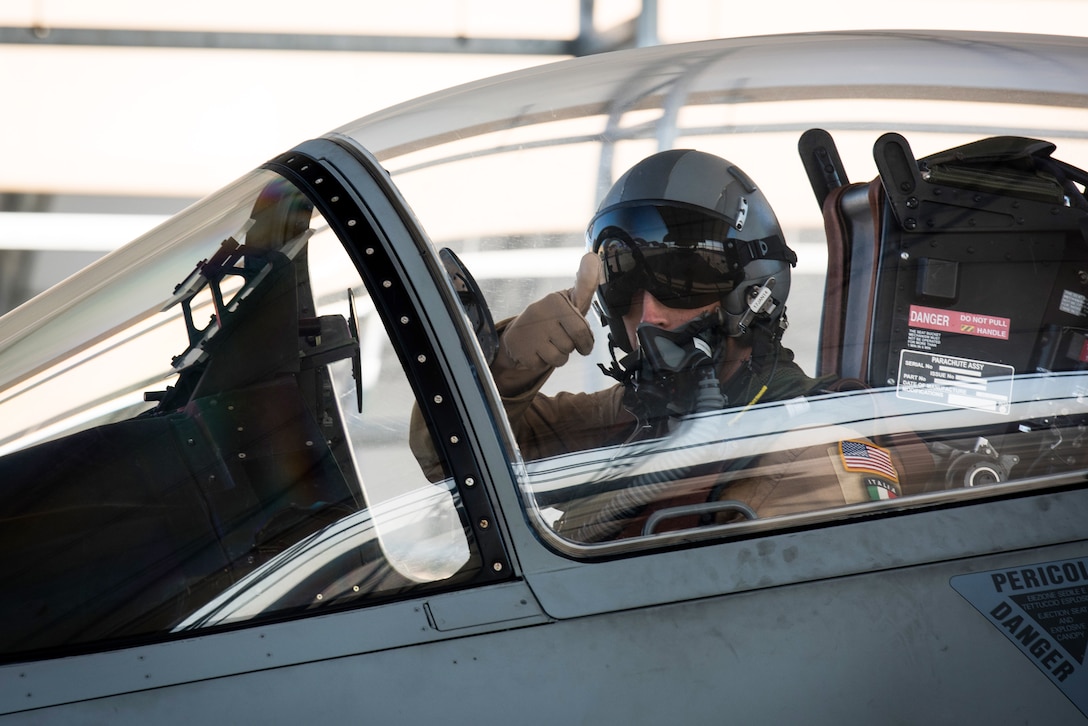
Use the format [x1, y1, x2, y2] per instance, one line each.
[588, 203, 743, 316]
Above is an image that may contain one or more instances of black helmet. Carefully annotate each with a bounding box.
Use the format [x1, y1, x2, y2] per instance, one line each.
[587, 149, 796, 353]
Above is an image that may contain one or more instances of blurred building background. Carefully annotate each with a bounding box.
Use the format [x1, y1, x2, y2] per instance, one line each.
[1, 0, 1086, 314]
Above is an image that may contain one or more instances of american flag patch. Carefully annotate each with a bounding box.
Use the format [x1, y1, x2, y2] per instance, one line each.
[839, 440, 899, 483]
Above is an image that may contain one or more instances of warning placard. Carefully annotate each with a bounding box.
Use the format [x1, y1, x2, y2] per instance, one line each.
[909, 304, 1011, 340]
[952, 558, 1088, 716]
[896, 350, 1014, 414]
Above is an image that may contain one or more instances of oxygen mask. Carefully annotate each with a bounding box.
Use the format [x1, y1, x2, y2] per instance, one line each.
[624, 311, 727, 420]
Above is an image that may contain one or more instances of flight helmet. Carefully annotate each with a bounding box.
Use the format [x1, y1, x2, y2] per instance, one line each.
[587, 149, 796, 354]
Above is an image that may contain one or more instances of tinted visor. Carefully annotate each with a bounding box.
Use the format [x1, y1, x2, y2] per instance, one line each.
[588, 203, 743, 316]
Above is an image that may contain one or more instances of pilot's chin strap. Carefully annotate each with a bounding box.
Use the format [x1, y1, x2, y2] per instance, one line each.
[597, 344, 636, 386]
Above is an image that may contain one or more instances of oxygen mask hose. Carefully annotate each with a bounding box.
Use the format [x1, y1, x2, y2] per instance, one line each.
[693, 364, 725, 412]
[572, 323, 725, 542]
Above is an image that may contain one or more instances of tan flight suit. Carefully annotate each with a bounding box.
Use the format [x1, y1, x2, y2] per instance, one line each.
[499, 339, 907, 541]
[409, 324, 910, 542]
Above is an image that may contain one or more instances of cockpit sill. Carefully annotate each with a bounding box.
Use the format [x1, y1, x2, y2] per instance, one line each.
[528, 469, 1088, 560]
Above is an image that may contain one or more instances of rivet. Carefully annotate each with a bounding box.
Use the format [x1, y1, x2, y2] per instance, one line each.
[353, 585, 360, 592]
[331, 195, 340, 202]
[479, 519, 490, 529]
[900, 251, 910, 261]
[365, 247, 375, 255]
[417, 354, 427, 363]
[450, 435, 460, 444]
[315, 178, 324, 184]
[492, 562, 504, 572]
[348, 220, 357, 227]
[315, 594, 323, 601]
[434, 394, 443, 403]
[400, 316, 410, 324]
[238, 452, 247, 459]
[465, 477, 475, 487]
[383, 280, 392, 288]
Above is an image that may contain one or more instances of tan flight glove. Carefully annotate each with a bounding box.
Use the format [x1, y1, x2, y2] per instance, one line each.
[492, 252, 601, 396]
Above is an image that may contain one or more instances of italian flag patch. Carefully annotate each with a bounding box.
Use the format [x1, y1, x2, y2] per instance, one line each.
[865, 477, 898, 500]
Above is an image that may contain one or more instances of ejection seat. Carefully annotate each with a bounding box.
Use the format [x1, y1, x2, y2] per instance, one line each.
[799, 129, 1088, 490]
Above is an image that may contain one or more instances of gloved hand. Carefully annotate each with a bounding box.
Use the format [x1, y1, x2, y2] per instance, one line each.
[492, 252, 601, 395]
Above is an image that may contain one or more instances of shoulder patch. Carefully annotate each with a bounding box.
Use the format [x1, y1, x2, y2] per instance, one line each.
[838, 439, 899, 483]
[864, 476, 898, 501]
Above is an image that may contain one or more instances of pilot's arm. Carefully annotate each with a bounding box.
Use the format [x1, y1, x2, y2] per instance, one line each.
[714, 429, 905, 518]
[486, 253, 632, 460]
[410, 253, 615, 473]
[490, 252, 599, 400]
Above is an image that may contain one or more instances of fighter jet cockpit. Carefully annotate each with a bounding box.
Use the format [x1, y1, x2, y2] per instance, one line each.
[449, 129, 1088, 551]
[1, 34, 1087, 720]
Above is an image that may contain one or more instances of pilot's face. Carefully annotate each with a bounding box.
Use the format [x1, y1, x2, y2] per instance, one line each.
[622, 289, 720, 351]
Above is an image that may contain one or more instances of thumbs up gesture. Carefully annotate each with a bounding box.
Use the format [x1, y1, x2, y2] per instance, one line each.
[492, 252, 601, 394]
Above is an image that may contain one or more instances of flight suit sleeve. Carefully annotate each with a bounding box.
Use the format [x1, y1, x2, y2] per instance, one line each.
[509, 385, 631, 461]
[410, 254, 601, 477]
[713, 427, 903, 518]
[409, 320, 630, 476]
[408, 404, 447, 482]
[488, 305, 632, 461]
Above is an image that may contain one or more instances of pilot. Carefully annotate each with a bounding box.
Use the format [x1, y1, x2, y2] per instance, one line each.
[415, 149, 904, 538]
[496, 149, 821, 453]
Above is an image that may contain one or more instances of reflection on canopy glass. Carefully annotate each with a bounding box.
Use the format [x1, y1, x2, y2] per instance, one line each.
[0, 172, 479, 658]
